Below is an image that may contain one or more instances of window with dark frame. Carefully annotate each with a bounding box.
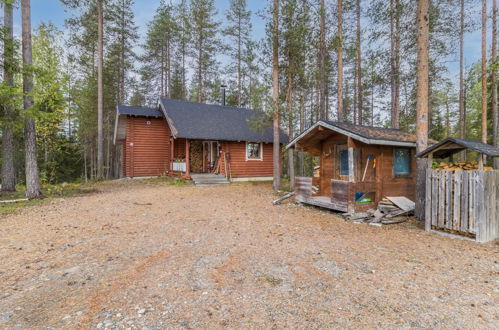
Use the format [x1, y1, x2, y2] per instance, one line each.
[246, 142, 262, 160]
[393, 148, 411, 176]
[340, 150, 349, 175]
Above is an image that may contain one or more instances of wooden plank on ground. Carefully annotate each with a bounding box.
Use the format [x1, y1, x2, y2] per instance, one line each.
[385, 196, 415, 212]
[453, 170, 461, 231]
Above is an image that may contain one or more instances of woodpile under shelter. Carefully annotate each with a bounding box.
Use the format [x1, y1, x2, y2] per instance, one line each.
[416, 138, 499, 243]
[114, 98, 287, 180]
[286, 121, 422, 213]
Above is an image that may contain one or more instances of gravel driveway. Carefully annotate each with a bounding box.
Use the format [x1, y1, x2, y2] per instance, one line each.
[0, 180, 497, 329]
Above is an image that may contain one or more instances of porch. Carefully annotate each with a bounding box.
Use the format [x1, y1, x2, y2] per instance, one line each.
[296, 177, 379, 213]
[169, 138, 224, 179]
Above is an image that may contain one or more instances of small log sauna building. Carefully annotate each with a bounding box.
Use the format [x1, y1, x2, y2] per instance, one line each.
[114, 98, 287, 180]
[287, 121, 422, 213]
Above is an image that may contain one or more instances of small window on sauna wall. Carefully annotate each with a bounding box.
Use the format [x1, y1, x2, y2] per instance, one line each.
[393, 148, 411, 177]
[246, 142, 262, 160]
[340, 150, 349, 175]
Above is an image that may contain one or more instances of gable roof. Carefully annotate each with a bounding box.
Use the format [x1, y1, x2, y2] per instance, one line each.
[416, 137, 499, 158]
[159, 98, 288, 143]
[286, 120, 421, 149]
[116, 105, 163, 117]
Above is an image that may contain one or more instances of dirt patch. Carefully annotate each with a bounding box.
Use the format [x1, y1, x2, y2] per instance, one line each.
[0, 180, 497, 328]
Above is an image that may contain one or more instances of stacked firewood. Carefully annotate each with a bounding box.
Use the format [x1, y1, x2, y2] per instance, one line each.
[342, 198, 414, 225]
[435, 161, 493, 171]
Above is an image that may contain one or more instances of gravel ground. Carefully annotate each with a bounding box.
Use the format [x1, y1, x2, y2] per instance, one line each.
[0, 180, 497, 329]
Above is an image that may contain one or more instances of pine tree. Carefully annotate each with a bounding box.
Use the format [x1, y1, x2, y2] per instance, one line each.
[389, 0, 400, 129]
[21, 0, 42, 198]
[415, 0, 429, 219]
[272, 0, 281, 190]
[336, 0, 344, 122]
[190, 0, 220, 103]
[492, 0, 498, 169]
[1, 0, 16, 192]
[224, 0, 251, 107]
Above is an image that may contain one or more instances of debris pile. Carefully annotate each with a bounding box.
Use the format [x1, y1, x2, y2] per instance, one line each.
[342, 196, 415, 225]
[435, 161, 493, 171]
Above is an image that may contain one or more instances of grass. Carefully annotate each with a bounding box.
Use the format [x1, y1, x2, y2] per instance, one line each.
[0, 182, 99, 216]
[133, 175, 193, 187]
[257, 274, 283, 287]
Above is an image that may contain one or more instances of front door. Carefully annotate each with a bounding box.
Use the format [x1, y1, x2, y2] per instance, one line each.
[202, 141, 220, 173]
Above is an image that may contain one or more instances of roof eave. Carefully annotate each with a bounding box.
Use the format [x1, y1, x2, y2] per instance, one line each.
[286, 121, 416, 149]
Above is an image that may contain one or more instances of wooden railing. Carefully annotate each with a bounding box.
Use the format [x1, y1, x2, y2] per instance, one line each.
[425, 169, 499, 242]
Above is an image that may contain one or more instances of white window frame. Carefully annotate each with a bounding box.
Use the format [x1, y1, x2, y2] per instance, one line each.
[246, 142, 263, 161]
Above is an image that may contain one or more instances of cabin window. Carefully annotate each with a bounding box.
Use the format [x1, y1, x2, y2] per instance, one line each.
[340, 150, 349, 175]
[393, 148, 411, 176]
[246, 142, 262, 161]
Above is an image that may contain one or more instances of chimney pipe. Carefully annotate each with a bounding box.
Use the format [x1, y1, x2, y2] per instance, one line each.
[221, 84, 227, 106]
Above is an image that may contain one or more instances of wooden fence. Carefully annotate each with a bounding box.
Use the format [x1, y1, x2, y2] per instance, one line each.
[425, 169, 499, 242]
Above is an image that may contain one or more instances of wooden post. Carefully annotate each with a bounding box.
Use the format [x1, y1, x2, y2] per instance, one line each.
[427, 152, 433, 169]
[347, 137, 355, 182]
[478, 153, 484, 170]
[170, 137, 175, 171]
[185, 139, 190, 179]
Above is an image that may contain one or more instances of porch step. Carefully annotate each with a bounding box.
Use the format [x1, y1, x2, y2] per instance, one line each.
[191, 173, 230, 186]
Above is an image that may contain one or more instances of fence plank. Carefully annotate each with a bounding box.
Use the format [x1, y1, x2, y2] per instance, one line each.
[438, 171, 446, 228]
[468, 171, 475, 234]
[431, 170, 438, 228]
[425, 168, 432, 231]
[446, 171, 453, 229]
[453, 171, 461, 231]
[475, 172, 485, 241]
[461, 171, 469, 232]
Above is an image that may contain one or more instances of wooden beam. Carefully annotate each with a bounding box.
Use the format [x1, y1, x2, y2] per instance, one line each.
[478, 153, 484, 170]
[170, 137, 175, 171]
[185, 139, 191, 179]
[428, 152, 433, 169]
[348, 146, 355, 182]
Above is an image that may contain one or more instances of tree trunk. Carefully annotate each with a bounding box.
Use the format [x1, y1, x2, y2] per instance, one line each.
[237, 12, 242, 107]
[119, 0, 125, 105]
[337, 0, 344, 122]
[481, 0, 488, 145]
[21, 0, 41, 199]
[97, 0, 104, 179]
[415, 0, 429, 220]
[318, 0, 326, 120]
[272, 0, 281, 190]
[355, 0, 363, 125]
[390, 0, 400, 129]
[492, 0, 498, 169]
[299, 89, 305, 176]
[287, 71, 295, 190]
[459, 0, 466, 161]
[2, 1, 16, 192]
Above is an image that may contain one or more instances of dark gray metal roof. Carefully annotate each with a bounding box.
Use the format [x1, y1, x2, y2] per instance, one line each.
[287, 120, 428, 149]
[416, 137, 499, 158]
[159, 98, 288, 143]
[117, 105, 163, 117]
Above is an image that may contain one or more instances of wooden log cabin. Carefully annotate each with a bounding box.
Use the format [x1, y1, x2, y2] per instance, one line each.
[287, 121, 421, 213]
[113, 98, 288, 180]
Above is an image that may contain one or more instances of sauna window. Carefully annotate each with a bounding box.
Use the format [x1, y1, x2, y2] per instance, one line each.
[393, 148, 411, 176]
[246, 142, 262, 160]
[340, 150, 349, 175]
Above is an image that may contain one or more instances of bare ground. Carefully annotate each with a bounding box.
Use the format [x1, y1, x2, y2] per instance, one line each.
[0, 180, 497, 329]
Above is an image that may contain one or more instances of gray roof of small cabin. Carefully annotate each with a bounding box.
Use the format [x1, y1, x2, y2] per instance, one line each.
[117, 105, 162, 117]
[416, 137, 499, 158]
[159, 98, 288, 143]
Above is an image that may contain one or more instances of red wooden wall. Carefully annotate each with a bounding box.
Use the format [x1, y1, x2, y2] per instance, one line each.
[124, 117, 170, 177]
[223, 142, 275, 178]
